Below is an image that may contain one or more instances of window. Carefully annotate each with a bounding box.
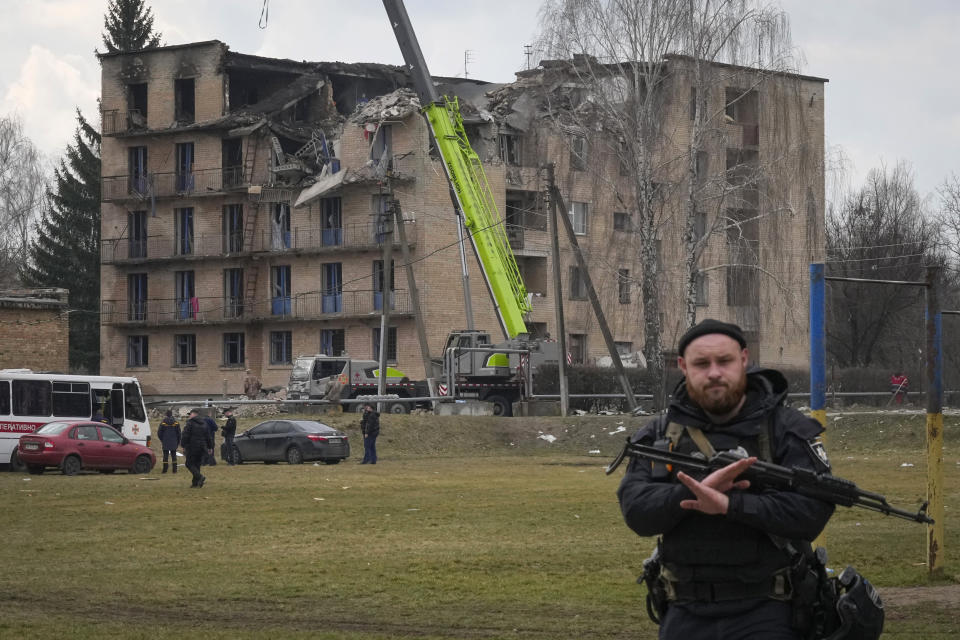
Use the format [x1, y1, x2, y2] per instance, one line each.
[12, 380, 51, 416]
[52, 382, 90, 417]
[270, 331, 293, 365]
[128, 210, 147, 259]
[613, 212, 632, 232]
[224, 269, 244, 318]
[271, 203, 291, 249]
[498, 133, 522, 166]
[175, 334, 197, 367]
[320, 329, 345, 356]
[568, 334, 586, 365]
[175, 271, 196, 320]
[128, 273, 147, 321]
[127, 83, 147, 127]
[223, 204, 243, 253]
[175, 207, 194, 255]
[223, 333, 245, 366]
[174, 78, 195, 123]
[76, 425, 99, 441]
[101, 427, 124, 444]
[0, 381, 9, 415]
[370, 124, 393, 166]
[372, 327, 397, 362]
[373, 260, 395, 310]
[569, 201, 588, 235]
[696, 273, 709, 307]
[618, 139, 631, 176]
[618, 269, 631, 304]
[128, 146, 148, 195]
[175, 142, 194, 192]
[726, 266, 757, 307]
[690, 86, 697, 120]
[127, 335, 149, 367]
[123, 382, 146, 421]
[322, 263, 342, 313]
[320, 197, 343, 246]
[271, 265, 291, 316]
[293, 94, 312, 122]
[570, 135, 587, 170]
[569, 266, 588, 300]
[222, 138, 244, 188]
[615, 341, 633, 356]
[371, 195, 392, 242]
[693, 211, 708, 243]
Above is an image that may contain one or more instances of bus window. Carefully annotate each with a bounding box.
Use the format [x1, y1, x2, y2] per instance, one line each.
[123, 382, 146, 422]
[92, 389, 110, 420]
[52, 381, 91, 417]
[0, 381, 9, 415]
[12, 380, 52, 416]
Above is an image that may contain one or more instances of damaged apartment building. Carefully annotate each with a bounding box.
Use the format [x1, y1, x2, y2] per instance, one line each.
[98, 40, 825, 397]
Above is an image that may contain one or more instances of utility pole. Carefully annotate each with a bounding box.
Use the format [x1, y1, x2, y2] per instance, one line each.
[393, 200, 437, 403]
[546, 164, 569, 416]
[549, 183, 637, 411]
[377, 203, 394, 412]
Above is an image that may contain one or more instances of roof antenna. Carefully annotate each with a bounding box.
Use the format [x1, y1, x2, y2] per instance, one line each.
[464, 49, 474, 79]
[524, 44, 533, 71]
[259, 0, 269, 29]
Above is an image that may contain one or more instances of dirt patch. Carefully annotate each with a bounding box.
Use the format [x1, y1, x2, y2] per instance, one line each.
[881, 584, 960, 608]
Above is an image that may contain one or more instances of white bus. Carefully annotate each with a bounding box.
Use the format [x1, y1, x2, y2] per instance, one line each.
[0, 370, 151, 471]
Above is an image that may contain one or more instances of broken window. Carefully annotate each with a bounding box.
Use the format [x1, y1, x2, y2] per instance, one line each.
[270, 331, 294, 365]
[174, 334, 196, 367]
[726, 266, 757, 307]
[127, 336, 149, 368]
[569, 201, 588, 235]
[128, 210, 147, 259]
[222, 139, 243, 188]
[613, 212, 632, 232]
[175, 207, 194, 255]
[175, 78, 195, 124]
[693, 211, 708, 244]
[372, 326, 398, 362]
[569, 266, 588, 300]
[570, 135, 587, 171]
[320, 328, 345, 357]
[320, 197, 342, 246]
[371, 195, 392, 243]
[175, 270, 196, 320]
[505, 190, 546, 232]
[696, 273, 709, 306]
[369, 124, 393, 167]
[322, 263, 342, 313]
[618, 268, 631, 304]
[223, 268, 244, 318]
[271, 265, 291, 316]
[725, 87, 758, 124]
[127, 83, 148, 128]
[271, 203, 291, 249]
[373, 260, 396, 310]
[127, 273, 147, 321]
[175, 142, 195, 192]
[293, 95, 312, 122]
[128, 146, 148, 195]
[618, 139, 631, 176]
[223, 333, 245, 366]
[222, 204, 243, 253]
[498, 133, 522, 166]
[568, 333, 586, 364]
[615, 341, 633, 356]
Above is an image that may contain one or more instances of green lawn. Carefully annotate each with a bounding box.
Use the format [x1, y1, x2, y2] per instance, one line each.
[1, 412, 956, 638]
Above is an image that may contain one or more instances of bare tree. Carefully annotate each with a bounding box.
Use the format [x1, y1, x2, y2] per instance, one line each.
[535, 0, 813, 396]
[0, 114, 47, 287]
[825, 162, 941, 368]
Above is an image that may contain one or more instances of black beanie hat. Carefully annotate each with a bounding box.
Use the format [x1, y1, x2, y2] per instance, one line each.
[678, 319, 746, 356]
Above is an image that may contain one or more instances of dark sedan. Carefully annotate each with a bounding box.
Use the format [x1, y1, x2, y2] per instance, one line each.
[18, 421, 156, 475]
[232, 420, 350, 465]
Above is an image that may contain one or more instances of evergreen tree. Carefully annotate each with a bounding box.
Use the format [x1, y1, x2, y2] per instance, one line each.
[102, 0, 162, 53]
[22, 111, 102, 373]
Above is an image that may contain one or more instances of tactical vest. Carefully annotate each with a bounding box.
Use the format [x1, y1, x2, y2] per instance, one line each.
[656, 410, 796, 585]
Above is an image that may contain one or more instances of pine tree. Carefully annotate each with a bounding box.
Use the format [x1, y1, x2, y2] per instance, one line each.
[22, 111, 102, 373]
[102, 0, 162, 53]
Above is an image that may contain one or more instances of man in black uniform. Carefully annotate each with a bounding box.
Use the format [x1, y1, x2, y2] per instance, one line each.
[180, 408, 213, 488]
[618, 319, 834, 639]
[221, 407, 237, 465]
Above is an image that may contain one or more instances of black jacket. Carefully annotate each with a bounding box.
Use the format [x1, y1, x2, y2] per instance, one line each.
[617, 368, 835, 606]
[360, 410, 380, 437]
[180, 416, 213, 453]
[157, 416, 181, 450]
[221, 416, 237, 438]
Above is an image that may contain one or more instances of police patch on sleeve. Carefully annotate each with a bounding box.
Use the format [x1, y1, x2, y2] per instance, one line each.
[807, 437, 830, 469]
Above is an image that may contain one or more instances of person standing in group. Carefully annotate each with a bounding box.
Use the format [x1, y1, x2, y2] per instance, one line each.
[180, 408, 213, 488]
[244, 369, 262, 398]
[617, 319, 834, 639]
[202, 411, 219, 466]
[360, 404, 380, 464]
[221, 407, 237, 465]
[157, 410, 181, 474]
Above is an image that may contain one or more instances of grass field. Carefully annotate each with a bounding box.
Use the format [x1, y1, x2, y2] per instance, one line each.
[1, 410, 958, 638]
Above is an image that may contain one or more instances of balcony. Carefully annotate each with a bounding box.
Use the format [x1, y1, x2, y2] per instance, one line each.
[101, 109, 147, 136]
[102, 167, 247, 203]
[100, 220, 416, 264]
[100, 289, 413, 326]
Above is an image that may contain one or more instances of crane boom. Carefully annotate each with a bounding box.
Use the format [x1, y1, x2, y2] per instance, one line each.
[383, 0, 531, 338]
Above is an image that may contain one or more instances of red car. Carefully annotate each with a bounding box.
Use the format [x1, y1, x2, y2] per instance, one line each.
[18, 421, 156, 475]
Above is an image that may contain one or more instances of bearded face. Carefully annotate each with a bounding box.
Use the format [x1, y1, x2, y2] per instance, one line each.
[678, 334, 749, 418]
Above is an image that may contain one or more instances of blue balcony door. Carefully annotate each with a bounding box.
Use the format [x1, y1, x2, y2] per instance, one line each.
[128, 210, 147, 259]
[373, 260, 395, 310]
[175, 142, 195, 193]
[224, 268, 244, 318]
[272, 203, 291, 250]
[321, 197, 342, 246]
[176, 208, 194, 255]
[128, 146, 148, 195]
[127, 273, 147, 321]
[271, 265, 291, 316]
[175, 271, 196, 320]
[322, 263, 342, 313]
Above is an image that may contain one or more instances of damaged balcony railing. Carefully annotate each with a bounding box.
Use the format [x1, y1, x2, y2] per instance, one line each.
[100, 220, 417, 263]
[101, 109, 147, 136]
[100, 290, 413, 326]
[102, 168, 244, 202]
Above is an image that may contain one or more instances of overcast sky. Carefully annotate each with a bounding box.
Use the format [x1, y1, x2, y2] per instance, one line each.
[2, 0, 958, 201]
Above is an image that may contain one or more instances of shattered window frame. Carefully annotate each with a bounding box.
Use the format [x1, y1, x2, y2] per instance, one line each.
[127, 336, 149, 368]
[174, 77, 196, 124]
[372, 326, 398, 363]
[569, 201, 588, 235]
[320, 328, 345, 357]
[223, 332, 245, 367]
[570, 135, 587, 171]
[498, 133, 522, 166]
[617, 268, 631, 304]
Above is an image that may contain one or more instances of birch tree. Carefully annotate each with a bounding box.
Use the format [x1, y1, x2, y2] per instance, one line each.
[0, 114, 47, 287]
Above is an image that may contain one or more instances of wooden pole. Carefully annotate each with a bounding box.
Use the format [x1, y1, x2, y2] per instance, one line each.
[546, 165, 569, 416]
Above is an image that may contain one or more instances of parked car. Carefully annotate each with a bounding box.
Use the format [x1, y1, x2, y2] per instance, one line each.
[232, 420, 349, 465]
[18, 421, 156, 475]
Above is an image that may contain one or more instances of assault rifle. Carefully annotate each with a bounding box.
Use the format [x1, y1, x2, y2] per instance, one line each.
[606, 441, 933, 524]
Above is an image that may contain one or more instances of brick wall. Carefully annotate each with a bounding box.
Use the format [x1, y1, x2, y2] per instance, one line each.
[0, 292, 69, 372]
